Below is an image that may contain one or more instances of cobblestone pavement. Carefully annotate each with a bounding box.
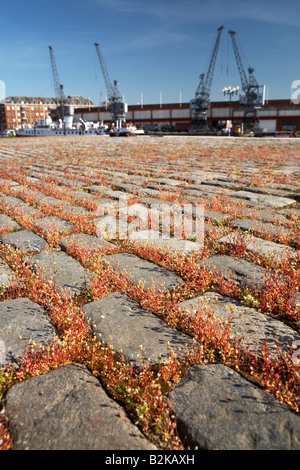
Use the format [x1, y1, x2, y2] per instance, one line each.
[0, 135, 300, 450]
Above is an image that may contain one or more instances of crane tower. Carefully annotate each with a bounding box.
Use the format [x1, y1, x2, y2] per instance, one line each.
[94, 42, 128, 126]
[190, 26, 224, 131]
[228, 31, 265, 131]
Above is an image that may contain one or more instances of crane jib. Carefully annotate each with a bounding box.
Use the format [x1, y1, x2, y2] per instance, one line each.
[190, 26, 224, 130]
[94, 42, 127, 125]
[49, 45, 65, 100]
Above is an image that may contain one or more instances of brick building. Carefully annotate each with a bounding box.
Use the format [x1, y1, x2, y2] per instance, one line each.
[0, 95, 92, 132]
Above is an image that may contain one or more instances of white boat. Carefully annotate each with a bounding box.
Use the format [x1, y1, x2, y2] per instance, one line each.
[14, 105, 144, 137]
[109, 121, 144, 137]
[15, 111, 109, 137]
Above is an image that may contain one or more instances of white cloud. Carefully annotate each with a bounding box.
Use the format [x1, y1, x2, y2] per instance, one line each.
[0, 42, 48, 69]
[113, 29, 190, 52]
[93, 0, 300, 27]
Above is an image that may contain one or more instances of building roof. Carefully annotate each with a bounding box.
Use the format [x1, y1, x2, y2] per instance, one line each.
[67, 95, 93, 106]
[2, 96, 93, 106]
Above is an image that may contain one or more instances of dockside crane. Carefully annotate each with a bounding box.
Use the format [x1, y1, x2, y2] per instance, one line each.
[190, 26, 224, 131]
[49, 45, 66, 101]
[94, 42, 128, 126]
[48, 45, 74, 130]
[228, 30, 265, 131]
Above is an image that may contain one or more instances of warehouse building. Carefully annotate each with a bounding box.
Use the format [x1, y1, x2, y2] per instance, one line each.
[74, 99, 300, 134]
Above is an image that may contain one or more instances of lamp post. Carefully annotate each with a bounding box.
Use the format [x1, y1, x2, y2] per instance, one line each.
[222, 86, 239, 135]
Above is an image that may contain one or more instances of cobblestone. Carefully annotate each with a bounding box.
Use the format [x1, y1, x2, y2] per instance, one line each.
[200, 255, 269, 291]
[102, 252, 183, 291]
[232, 190, 296, 208]
[129, 230, 203, 255]
[0, 298, 54, 365]
[179, 291, 300, 356]
[4, 363, 156, 450]
[171, 364, 300, 450]
[0, 258, 17, 288]
[1, 230, 49, 253]
[83, 292, 194, 367]
[29, 250, 94, 296]
[0, 214, 21, 233]
[1, 195, 44, 219]
[0, 136, 299, 450]
[59, 233, 115, 253]
[231, 218, 294, 240]
[33, 216, 75, 235]
[218, 233, 297, 260]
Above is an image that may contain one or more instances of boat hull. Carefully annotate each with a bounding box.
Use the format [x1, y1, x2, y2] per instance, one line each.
[15, 129, 108, 137]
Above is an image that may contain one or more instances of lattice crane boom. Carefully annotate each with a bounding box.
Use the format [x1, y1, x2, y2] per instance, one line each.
[190, 26, 224, 129]
[203, 25, 224, 98]
[228, 31, 259, 93]
[48, 46, 65, 100]
[94, 42, 126, 124]
[228, 30, 264, 131]
[94, 42, 114, 100]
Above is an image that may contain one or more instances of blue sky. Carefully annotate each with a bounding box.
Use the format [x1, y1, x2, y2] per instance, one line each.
[0, 0, 299, 105]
